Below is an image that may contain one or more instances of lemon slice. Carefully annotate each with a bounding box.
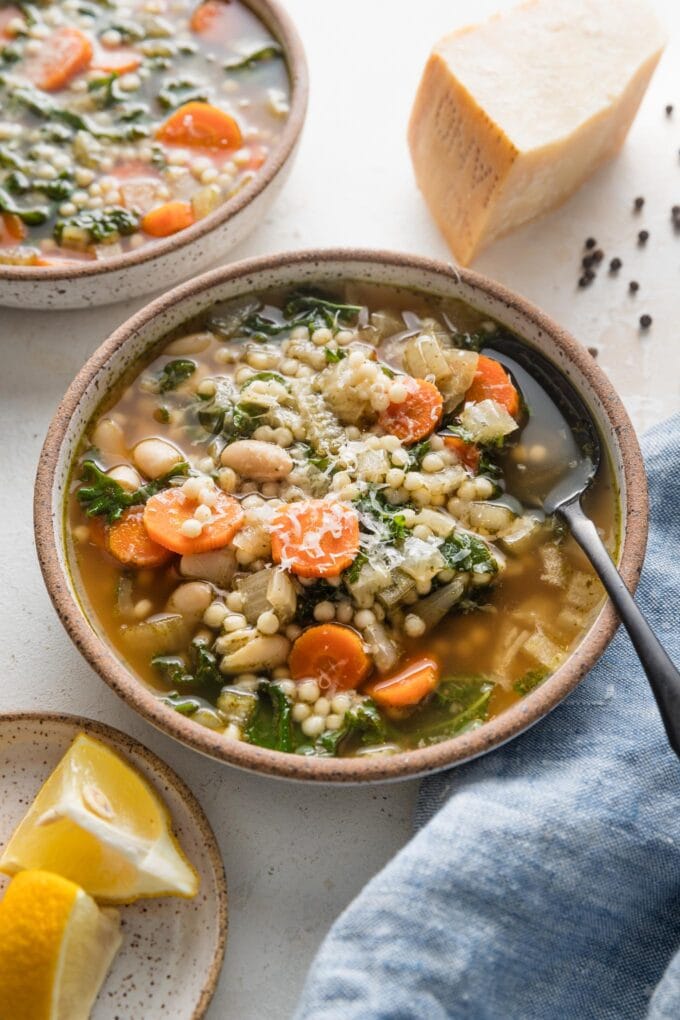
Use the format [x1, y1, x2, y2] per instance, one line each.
[0, 733, 199, 903]
[0, 869, 121, 1020]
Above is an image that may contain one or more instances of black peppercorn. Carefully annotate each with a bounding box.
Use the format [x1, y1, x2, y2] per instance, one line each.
[637, 229, 649, 245]
[640, 314, 652, 329]
[584, 237, 596, 249]
[666, 104, 674, 116]
[634, 196, 645, 211]
[629, 280, 639, 293]
[592, 248, 604, 263]
[609, 257, 622, 272]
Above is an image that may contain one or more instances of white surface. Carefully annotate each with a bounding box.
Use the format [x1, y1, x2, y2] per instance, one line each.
[1, 1, 679, 1017]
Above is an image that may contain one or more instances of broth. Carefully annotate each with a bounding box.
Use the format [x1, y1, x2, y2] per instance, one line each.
[66, 282, 616, 756]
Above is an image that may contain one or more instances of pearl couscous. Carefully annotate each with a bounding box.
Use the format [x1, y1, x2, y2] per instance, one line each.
[67, 283, 616, 757]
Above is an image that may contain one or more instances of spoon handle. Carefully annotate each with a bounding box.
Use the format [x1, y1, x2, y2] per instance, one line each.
[559, 498, 680, 759]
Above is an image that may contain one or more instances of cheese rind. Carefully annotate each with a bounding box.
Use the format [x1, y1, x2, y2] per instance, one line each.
[408, 0, 666, 265]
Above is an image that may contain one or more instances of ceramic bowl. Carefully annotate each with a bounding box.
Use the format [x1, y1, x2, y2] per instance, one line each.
[34, 249, 648, 782]
[0, 711, 227, 1017]
[0, 0, 308, 311]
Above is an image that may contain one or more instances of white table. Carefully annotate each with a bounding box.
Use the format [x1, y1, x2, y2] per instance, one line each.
[1, 1, 679, 1016]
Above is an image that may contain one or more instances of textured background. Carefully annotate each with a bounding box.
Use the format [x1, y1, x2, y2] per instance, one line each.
[1, 0, 678, 1016]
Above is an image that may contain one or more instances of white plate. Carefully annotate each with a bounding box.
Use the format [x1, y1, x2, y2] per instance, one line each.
[0, 712, 227, 1019]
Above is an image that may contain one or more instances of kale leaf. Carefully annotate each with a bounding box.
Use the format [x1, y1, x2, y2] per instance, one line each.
[54, 206, 140, 246]
[324, 346, 348, 364]
[441, 531, 498, 575]
[354, 487, 409, 544]
[413, 676, 494, 744]
[224, 44, 283, 72]
[246, 681, 293, 752]
[77, 459, 189, 523]
[513, 668, 548, 696]
[314, 699, 386, 756]
[155, 358, 196, 394]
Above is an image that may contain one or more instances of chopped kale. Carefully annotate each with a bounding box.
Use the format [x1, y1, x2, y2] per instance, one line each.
[54, 206, 140, 246]
[0, 186, 48, 225]
[441, 531, 498, 575]
[6, 82, 150, 141]
[513, 668, 548, 696]
[158, 78, 210, 110]
[224, 44, 283, 72]
[296, 579, 341, 624]
[345, 551, 368, 585]
[160, 692, 203, 715]
[87, 71, 124, 107]
[77, 459, 189, 523]
[314, 699, 386, 756]
[246, 681, 293, 752]
[152, 640, 222, 690]
[241, 371, 286, 388]
[155, 358, 196, 394]
[324, 346, 348, 364]
[412, 676, 494, 743]
[354, 487, 409, 544]
[407, 439, 431, 468]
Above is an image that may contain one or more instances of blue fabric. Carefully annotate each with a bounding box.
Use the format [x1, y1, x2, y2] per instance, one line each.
[295, 416, 680, 1020]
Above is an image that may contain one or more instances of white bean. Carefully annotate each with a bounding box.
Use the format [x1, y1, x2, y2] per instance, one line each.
[133, 438, 183, 479]
[92, 418, 126, 456]
[166, 582, 213, 621]
[220, 440, 293, 481]
[219, 635, 290, 673]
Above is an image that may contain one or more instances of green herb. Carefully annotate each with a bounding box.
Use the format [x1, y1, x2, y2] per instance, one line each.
[224, 44, 283, 72]
[246, 682, 293, 752]
[457, 331, 487, 352]
[5, 169, 73, 202]
[77, 459, 189, 523]
[443, 424, 475, 443]
[513, 668, 548, 696]
[354, 487, 409, 544]
[103, 17, 146, 41]
[408, 439, 431, 468]
[158, 78, 210, 110]
[152, 640, 222, 690]
[345, 551, 368, 584]
[233, 292, 364, 341]
[315, 699, 386, 756]
[231, 400, 266, 438]
[206, 298, 260, 339]
[324, 347, 347, 364]
[296, 579, 341, 624]
[87, 71, 124, 107]
[441, 531, 498, 575]
[54, 206, 140, 246]
[413, 676, 494, 743]
[1, 44, 21, 64]
[6, 82, 149, 141]
[160, 692, 203, 716]
[241, 371, 286, 388]
[152, 655, 190, 687]
[380, 364, 396, 379]
[155, 358, 196, 394]
[0, 186, 48, 225]
[477, 448, 501, 482]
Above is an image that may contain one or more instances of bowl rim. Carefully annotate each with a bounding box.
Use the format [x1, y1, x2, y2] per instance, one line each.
[34, 247, 649, 783]
[0, 709, 227, 1018]
[0, 0, 308, 285]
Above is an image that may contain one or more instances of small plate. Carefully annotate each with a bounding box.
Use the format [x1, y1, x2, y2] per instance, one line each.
[0, 712, 227, 1019]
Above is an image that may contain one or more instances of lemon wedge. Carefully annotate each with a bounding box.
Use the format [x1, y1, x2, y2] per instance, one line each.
[0, 869, 121, 1020]
[0, 733, 198, 903]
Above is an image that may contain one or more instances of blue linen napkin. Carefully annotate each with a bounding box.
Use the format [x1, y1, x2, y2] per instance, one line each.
[295, 415, 680, 1020]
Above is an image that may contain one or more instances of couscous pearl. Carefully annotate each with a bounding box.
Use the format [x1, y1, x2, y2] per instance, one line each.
[354, 609, 376, 629]
[242, 494, 264, 509]
[277, 680, 296, 697]
[314, 697, 331, 717]
[404, 472, 424, 492]
[311, 327, 332, 346]
[182, 477, 203, 500]
[298, 680, 320, 703]
[336, 329, 354, 345]
[386, 468, 405, 489]
[226, 591, 244, 612]
[391, 449, 409, 467]
[223, 613, 247, 632]
[422, 453, 445, 473]
[73, 524, 90, 543]
[292, 702, 311, 722]
[198, 487, 217, 506]
[301, 715, 325, 738]
[429, 435, 444, 452]
[404, 614, 426, 638]
[59, 202, 76, 217]
[389, 383, 408, 404]
[133, 599, 153, 619]
[413, 524, 432, 540]
[325, 714, 343, 731]
[261, 481, 279, 497]
[257, 611, 279, 635]
[331, 694, 351, 713]
[335, 602, 353, 624]
[285, 624, 302, 641]
[475, 477, 495, 499]
[204, 602, 228, 628]
[458, 480, 478, 501]
[218, 467, 238, 493]
[313, 601, 335, 623]
[224, 723, 242, 741]
[194, 504, 212, 523]
[181, 518, 203, 538]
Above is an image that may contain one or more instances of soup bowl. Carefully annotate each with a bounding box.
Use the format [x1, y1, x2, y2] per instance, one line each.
[0, 0, 308, 311]
[34, 249, 648, 782]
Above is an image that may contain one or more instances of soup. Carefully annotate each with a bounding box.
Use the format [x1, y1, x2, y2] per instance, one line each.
[0, 0, 290, 265]
[66, 283, 616, 757]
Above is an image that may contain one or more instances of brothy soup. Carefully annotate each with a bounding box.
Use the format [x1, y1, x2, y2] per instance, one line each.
[0, 0, 290, 265]
[67, 284, 616, 758]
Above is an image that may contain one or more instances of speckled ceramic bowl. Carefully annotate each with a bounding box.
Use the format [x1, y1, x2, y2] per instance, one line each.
[34, 249, 648, 782]
[0, 711, 227, 1017]
[0, 0, 307, 311]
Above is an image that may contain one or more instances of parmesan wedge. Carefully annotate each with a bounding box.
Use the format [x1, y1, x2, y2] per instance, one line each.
[408, 0, 666, 265]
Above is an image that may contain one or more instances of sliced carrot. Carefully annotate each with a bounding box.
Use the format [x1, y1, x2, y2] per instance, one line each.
[363, 656, 440, 708]
[190, 0, 230, 35]
[91, 46, 141, 75]
[106, 507, 174, 568]
[271, 499, 360, 579]
[143, 487, 244, 555]
[464, 355, 520, 419]
[156, 101, 242, 151]
[141, 201, 195, 237]
[0, 213, 26, 246]
[25, 27, 93, 91]
[289, 624, 371, 692]
[378, 376, 443, 445]
[87, 515, 108, 550]
[442, 435, 480, 473]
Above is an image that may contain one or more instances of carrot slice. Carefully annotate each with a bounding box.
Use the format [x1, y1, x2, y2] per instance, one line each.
[289, 624, 371, 691]
[378, 377, 443, 445]
[364, 656, 440, 708]
[25, 27, 93, 91]
[271, 499, 360, 579]
[141, 201, 195, 237]
[464, 355, 520, 419]
[106, 507, 174, 568]
[91, 47, 141, 75]
[0, 213, 26, 246]
[143, 487, 244, 555]
[190, 0, 231, 35]
[442, 435, 480, 473]
[156, 101, 242, 151]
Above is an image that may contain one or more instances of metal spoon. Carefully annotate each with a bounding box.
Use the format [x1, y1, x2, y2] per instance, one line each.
[486, 335, 680, 758]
